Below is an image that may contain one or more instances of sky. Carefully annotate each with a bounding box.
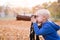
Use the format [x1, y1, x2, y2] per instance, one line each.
[0, 0, 57, 8]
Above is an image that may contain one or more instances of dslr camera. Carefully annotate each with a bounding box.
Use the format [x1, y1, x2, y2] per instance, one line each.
[16, 13, 37, 21]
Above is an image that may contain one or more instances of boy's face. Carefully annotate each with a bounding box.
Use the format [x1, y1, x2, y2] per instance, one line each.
[36, 14, 44, 23]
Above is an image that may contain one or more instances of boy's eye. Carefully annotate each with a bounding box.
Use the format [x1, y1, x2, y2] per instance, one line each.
[36, 16, 39, 17]
[35, 16, 39, 18]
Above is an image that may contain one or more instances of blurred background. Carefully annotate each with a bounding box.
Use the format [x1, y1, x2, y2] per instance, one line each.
[0, 0, 60, 21]
[0, 0, 60, 40]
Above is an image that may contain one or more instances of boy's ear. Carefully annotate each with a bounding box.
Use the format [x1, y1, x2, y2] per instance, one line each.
[43, 16, 47, 19]
[43, 17, 45, 19]
[43, 17, 46, 20]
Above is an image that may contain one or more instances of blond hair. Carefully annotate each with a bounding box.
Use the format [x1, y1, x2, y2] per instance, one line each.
[35, 9, 51, 20]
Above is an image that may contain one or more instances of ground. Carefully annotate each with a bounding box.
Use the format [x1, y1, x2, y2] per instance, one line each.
[0, 20, 60, 40]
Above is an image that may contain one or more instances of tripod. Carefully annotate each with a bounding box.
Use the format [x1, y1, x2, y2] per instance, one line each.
[30, 23, 42, 40]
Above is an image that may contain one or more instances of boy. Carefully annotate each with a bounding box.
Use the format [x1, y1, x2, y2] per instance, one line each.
[31, 9, 60, 40]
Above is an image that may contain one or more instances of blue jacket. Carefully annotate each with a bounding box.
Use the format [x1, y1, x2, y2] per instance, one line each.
[33, 21, 60, 40]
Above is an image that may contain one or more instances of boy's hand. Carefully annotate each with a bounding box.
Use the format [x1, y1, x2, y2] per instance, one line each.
[31, 16, 36, 23]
